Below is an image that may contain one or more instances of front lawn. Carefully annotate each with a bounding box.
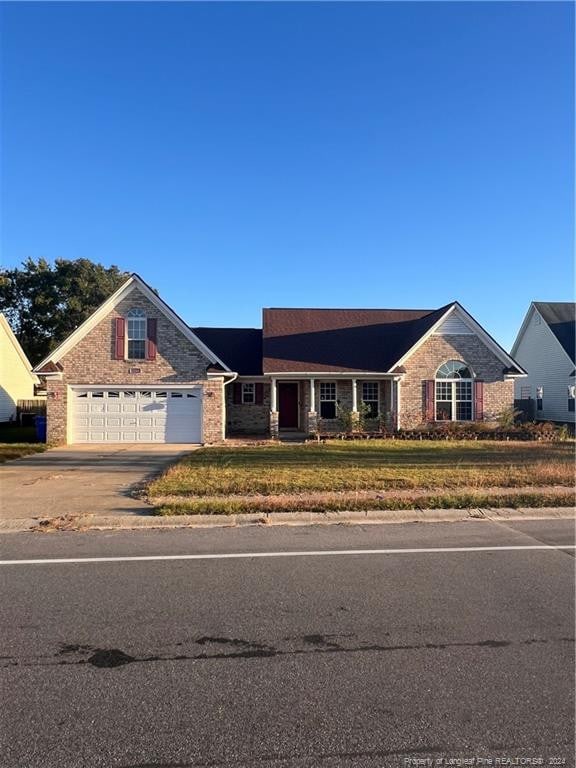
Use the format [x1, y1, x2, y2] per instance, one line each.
[146, 440, 575, 515]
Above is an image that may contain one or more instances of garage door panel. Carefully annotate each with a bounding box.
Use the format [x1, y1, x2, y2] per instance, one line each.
[72, 388, 202, 443]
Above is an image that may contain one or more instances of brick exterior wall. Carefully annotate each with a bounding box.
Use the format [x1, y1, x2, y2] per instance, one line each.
[399, 334, 515, 429]
[46, 378, 68, 445]
[46, 288, 224, 444]
[226, 382, 270, 435]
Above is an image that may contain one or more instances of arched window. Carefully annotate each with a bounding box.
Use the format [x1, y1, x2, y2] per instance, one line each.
[126, 308, 146, 359]
[435, 360, 473, 421]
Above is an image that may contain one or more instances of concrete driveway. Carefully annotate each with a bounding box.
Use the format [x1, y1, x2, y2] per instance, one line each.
[0, 444, 199, 521]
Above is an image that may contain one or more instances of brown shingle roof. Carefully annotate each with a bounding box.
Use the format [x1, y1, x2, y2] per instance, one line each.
[262, 305, 453, 373]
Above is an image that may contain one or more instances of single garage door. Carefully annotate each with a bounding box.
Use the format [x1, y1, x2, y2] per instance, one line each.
[72, 388, 202, 443]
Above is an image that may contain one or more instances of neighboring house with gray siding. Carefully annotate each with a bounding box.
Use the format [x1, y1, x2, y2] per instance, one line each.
[511, 302, 576, 424]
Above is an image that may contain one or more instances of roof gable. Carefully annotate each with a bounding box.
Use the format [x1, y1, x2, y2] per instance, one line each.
[394, 302, 526, 374]
[33, 274, 230, 373]
[533, 302, 575, 363]
[0, 314, 39, 383]
[261, 303, 525, 375]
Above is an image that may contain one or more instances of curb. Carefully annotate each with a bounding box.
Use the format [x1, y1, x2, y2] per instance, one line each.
[1, 506, 573, 533]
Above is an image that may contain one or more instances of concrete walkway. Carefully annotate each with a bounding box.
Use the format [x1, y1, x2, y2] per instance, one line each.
[0, 444, 198, 520]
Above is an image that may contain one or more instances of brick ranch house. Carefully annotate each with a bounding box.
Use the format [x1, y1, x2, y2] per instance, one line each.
[33, 274, 526, 445]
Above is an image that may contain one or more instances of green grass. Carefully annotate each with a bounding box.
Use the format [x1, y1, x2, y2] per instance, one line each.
[147, 440, 575, 515]
[0, 443, 46, 463]
[156, 490, 575, 516]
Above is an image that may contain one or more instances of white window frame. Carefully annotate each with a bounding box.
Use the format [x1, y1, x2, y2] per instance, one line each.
[319, 382, 337, 420]
[435, 360, 473, 422]
[242, 383, 255, 404]
[361, 382, 379, 418]
[126, 308, 146, 360]
[536, 386, 543, 411]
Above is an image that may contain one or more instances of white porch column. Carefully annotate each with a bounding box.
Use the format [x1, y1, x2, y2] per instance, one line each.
[352, 378, 358, 412]
[310, 379, 316, 412]
[271, 378, 277, 411]
[395, 379, 401, 430]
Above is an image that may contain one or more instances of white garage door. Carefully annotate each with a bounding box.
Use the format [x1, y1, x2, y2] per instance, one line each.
[72, 388, 202, 443]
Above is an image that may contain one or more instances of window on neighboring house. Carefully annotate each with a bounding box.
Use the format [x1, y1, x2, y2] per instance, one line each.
[242, 383, 255, 404]
[568, 386, 575, 413]
[435, 360, 473, 421]
[520, 386, 531, 400]
[362, 382, 379, 419]
[536, 386, 543, 411]
[126, 308, 146, 359]
[319, 382, 337, 419]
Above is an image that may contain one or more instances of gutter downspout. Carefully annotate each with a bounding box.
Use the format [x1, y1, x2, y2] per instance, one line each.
[219, 372, 238, 441]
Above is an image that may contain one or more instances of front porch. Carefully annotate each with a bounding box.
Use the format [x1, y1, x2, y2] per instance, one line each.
[268, 375, 399, 438]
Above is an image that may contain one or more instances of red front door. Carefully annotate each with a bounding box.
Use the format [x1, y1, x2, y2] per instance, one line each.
[278, 383, 299, 429]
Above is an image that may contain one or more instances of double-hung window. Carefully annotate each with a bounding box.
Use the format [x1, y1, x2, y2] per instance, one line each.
[126, 309, 146, 359]
[435, 360, 473, 421]
[362, 382, 379, 419]
[242, 383, 255, 404]
[319, 382, 337, 419]
[536, 386, 543, 411]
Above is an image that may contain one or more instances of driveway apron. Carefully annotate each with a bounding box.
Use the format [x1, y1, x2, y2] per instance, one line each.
[0, 445, 198, 520]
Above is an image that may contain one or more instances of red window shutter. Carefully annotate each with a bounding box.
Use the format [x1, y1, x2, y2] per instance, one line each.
[474, 380, 484, 421]
[146, 318, 157, 361]
[233, 383, 242, 404]
[424, 380, 435, 421]
[114, 317, 125, 360]
[255, 383, 264, 405]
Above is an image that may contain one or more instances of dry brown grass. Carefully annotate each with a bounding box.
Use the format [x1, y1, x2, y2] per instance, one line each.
[147, 440, 575, 514]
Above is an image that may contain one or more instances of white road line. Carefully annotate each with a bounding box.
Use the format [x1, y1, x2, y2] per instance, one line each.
[0, 544, 574, 566]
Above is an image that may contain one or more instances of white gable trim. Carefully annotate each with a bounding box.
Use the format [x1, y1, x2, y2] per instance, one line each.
[389, 303, 526, 375]
[32, 274, 230, 372]
[0, 314, 40, 383]
[511, 303, 574, 368]
[510, 303, 536, 359]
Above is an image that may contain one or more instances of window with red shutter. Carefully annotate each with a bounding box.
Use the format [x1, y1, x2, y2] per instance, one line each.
[146, 318, 157, 361]
[114, 317, 126, 360]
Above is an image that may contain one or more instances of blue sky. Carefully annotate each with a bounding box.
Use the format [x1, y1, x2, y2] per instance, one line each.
[1, 1, 573, 350]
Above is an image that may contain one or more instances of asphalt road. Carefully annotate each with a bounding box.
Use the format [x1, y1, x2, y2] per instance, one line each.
[1, 519, 574, 768]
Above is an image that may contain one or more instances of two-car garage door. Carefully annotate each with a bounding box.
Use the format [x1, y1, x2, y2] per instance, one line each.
[72, 388, 202, 443]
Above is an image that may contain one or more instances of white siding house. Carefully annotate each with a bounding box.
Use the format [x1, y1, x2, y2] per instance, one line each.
[0, 314, 41, 422]
[511, 302, 575, 424]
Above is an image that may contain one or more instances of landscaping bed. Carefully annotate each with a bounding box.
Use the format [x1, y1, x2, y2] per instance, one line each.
[146, 440, 575, 515]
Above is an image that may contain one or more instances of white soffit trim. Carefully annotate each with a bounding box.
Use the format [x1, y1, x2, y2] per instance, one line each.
[33, 274, 231, 372]
[510, 303, 535, 359]
[389, 303, 526, 374]
[263, 371, 396, 378]
[0, 314, 40, 383]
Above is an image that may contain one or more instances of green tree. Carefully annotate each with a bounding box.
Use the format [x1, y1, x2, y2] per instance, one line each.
[0, 258, 129, 365]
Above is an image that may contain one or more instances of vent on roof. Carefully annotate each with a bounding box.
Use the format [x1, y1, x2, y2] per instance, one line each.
[433, 315, 473, 335]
